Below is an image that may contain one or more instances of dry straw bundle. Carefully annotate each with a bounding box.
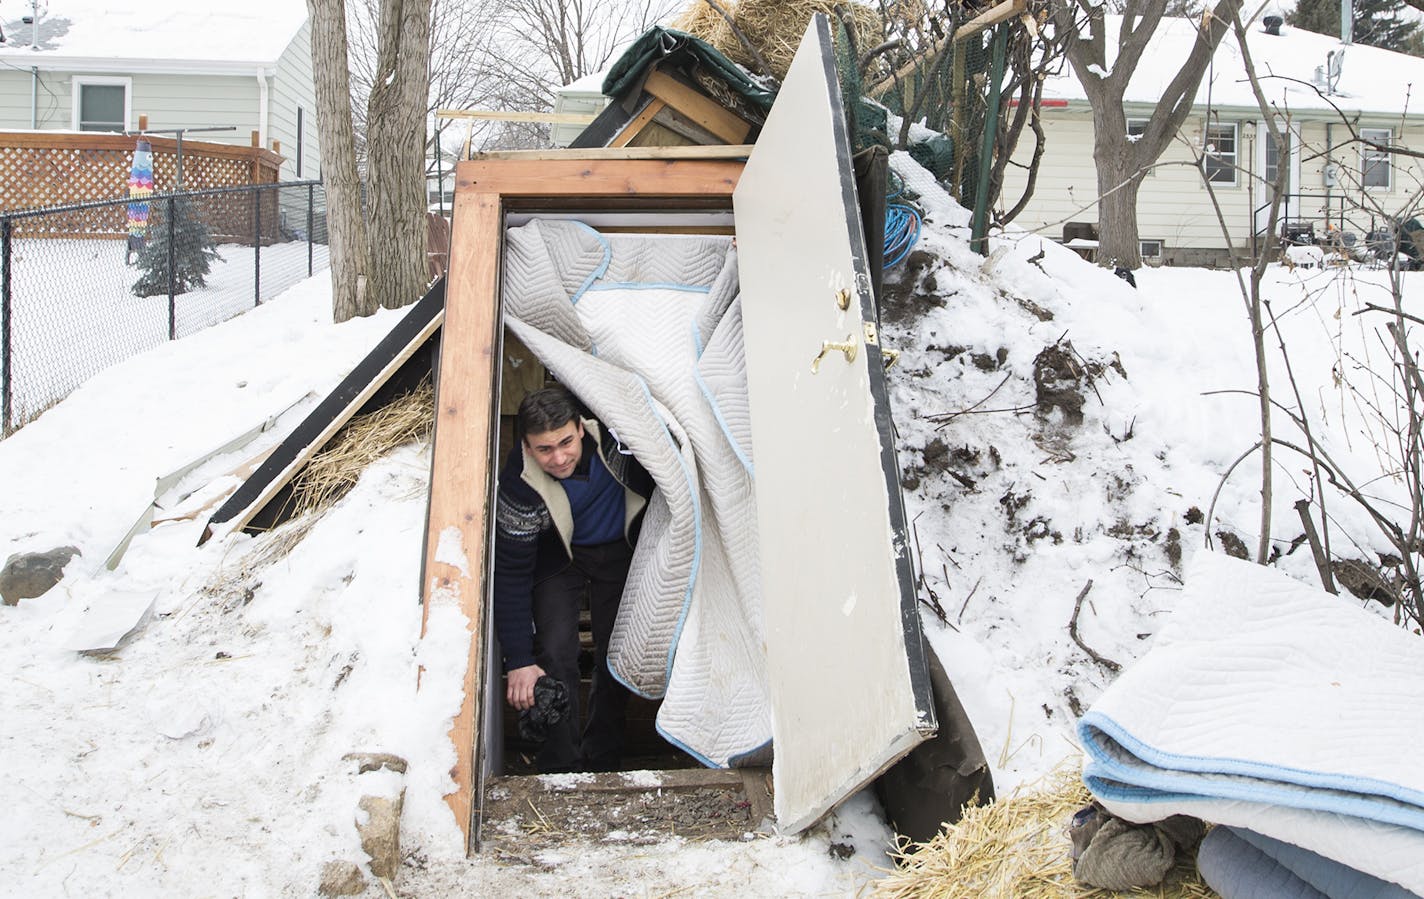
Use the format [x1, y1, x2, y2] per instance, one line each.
[873, 762, 1217, 899]
[289, 381, 435, 519]
[671, 0, 882, 81]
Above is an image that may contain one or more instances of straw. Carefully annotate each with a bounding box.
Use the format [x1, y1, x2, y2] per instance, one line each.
[873, 761, 1217, 899]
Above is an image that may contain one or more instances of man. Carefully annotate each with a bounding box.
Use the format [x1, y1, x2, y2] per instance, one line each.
[493, 385, 652, 773]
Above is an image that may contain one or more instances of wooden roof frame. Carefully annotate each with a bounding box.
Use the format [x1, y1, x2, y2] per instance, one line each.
[423, 156, 744, 853]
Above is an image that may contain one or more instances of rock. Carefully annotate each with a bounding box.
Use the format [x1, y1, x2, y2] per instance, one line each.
[318, 860, 366, 897]
[1, 546, 80, 605]
[357, 791, 404, 881]
[343, 751, 408, 776]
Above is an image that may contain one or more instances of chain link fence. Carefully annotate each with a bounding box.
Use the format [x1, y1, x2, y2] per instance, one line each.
[1, 181, 328, 436]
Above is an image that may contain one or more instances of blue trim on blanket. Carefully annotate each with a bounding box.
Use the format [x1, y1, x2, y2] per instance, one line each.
[654, 720, 720, 769]
[585, 282, 712, 293]
[568, 222, 611, 305]
[1080, 713, 1424, 833]
[603, 373, 703, 704]
[690, 321, 754, 476]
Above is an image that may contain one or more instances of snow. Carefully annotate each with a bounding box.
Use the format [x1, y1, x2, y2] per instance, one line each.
[2, 150, 1420, 895]
[0, 1, 306, 67]
[1044, 14, 1424, 115]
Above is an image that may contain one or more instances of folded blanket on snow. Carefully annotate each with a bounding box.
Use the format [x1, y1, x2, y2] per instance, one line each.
[1079, 552, 1424, 893]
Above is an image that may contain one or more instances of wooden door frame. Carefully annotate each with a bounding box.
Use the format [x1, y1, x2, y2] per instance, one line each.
[421, 157, 744, 853]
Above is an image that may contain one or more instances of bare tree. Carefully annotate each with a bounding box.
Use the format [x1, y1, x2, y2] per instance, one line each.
[308, 0, 372, 322]
[308, 0, 431, 321]
[1054, 0, 1240, 269]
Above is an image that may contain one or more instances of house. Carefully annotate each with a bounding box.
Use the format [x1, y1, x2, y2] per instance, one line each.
[0, 1, 318, 183]
[1000, 16, 1424, 266]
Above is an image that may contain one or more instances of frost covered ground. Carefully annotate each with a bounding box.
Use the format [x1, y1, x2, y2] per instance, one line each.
[1, 154, 1419, 896]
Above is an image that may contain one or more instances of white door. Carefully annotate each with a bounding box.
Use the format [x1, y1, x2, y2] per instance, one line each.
[734, 14, 936, 834]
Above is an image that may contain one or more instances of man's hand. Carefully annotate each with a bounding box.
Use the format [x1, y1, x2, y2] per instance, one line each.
[506, 664, 546, 710]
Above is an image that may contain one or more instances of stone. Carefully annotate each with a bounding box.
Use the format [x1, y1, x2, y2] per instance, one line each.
[343, 751, 408, 776]
[357, 791, 404, 881]
[1, 546, 79, 605]
[317, 860, 366, 897]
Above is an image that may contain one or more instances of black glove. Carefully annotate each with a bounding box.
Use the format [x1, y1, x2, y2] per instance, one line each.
[518, 675, 570, 742]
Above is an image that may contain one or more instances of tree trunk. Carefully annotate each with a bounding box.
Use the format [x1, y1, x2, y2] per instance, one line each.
[366, 0, 433, 312]
[308, 0, 374, 323]
[1094, 140, 1145, 270]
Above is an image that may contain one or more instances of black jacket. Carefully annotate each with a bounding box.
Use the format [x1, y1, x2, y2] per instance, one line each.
[492, 419, 652, 670]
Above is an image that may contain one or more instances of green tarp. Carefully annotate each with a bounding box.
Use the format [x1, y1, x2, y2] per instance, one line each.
[601, 26, 776, 110]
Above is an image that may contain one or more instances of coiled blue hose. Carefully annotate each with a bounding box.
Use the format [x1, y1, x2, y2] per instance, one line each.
[884, 202, 922, 268]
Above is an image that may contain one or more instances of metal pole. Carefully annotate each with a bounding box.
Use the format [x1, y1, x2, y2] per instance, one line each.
[970, 25, 1008, 256]
[2, 218, 12, 435]
[167, 195, 176, 339]
[174, 132, 184, 188]
[254, 187, 262, 306]
[307, 182, 314, 277]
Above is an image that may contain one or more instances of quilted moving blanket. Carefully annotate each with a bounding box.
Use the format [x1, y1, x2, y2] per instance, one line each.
[1079, 553, 1424, 893]
[501, 220, 770, 767]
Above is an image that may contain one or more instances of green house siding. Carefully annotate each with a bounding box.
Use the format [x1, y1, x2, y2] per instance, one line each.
[270, 20, 319, 181]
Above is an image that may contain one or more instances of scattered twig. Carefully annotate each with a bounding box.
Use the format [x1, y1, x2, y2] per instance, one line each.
[957, 576, 982, 624]
[1067, 580, 1121, 673]
[926, 372, 1014, 423]
[1354, 303, 1424, 327]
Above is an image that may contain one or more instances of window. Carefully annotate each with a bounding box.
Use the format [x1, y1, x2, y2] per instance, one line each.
[1127, 118, 1154, 177]
[1362, 127, 1391, 189]
[1203, 122, 1238, 185]
[72, 77, 130, 132]
[1264, 129, 1290, 191]
[1140, 239, 1163, 259]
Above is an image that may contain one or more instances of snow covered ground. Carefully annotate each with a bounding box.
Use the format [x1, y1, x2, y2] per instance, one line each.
[1, 155, 1419, 896]
[6, 238, 329, 428]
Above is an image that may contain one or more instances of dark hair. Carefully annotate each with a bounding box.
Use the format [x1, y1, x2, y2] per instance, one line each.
[517, 385, 581, 439]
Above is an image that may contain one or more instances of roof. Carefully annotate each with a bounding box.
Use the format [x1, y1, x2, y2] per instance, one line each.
[0, 1, 307, 76]
[1042, 15, 1424, 117]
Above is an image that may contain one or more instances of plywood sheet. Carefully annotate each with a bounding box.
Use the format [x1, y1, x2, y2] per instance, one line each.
[733, 15, 935, 834]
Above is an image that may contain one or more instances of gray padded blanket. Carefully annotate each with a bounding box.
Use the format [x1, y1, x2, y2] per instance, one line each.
[501, 219, 770, 766]
[1198, 827, 1421, 899]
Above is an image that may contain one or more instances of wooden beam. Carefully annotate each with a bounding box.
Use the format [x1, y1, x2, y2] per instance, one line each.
[467, 145, 754, 163]
[436, 108, 599, 125]
[456, 158, 743, 197]
[423, 188, 503, 852]
[867, 0, 1027, 98]
[610, 98, 667, 148]
[642, 69, 752, 144]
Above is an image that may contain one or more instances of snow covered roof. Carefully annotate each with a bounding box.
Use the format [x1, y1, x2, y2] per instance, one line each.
[0, 1, 307, 76]
[1043, 15, 1424, 117]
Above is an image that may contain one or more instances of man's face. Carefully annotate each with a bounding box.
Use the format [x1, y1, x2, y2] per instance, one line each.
[525, 420, 584, 479]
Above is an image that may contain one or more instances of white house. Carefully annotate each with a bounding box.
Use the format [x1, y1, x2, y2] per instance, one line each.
[1000, 16, 1424, 266]
[0, 1, 318, 182]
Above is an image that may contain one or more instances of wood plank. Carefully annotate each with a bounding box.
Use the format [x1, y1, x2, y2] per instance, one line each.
[609, 97, 667, 148]
[469, 144, 754, 162]
[643, 69, 752, 144]
[423, 189, 503, 853]
[436, 108, 599, 125]
[456, 158, 743, 198]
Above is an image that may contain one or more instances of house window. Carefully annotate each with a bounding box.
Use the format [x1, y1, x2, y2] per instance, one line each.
[1264, 129, 1290, 191]
[1362, 127, 1391, 189]
[1204, 122, 1238, 185]
[1140, 239, 1163, 259]
[1126, 118, 1154, 177]
[72, 77, 131, 132]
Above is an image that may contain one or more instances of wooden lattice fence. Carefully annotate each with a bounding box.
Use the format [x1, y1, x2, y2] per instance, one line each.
[0, 132, 283, 241]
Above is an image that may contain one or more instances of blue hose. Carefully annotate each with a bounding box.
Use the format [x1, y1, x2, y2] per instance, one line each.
[884, 201, 922, 268]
